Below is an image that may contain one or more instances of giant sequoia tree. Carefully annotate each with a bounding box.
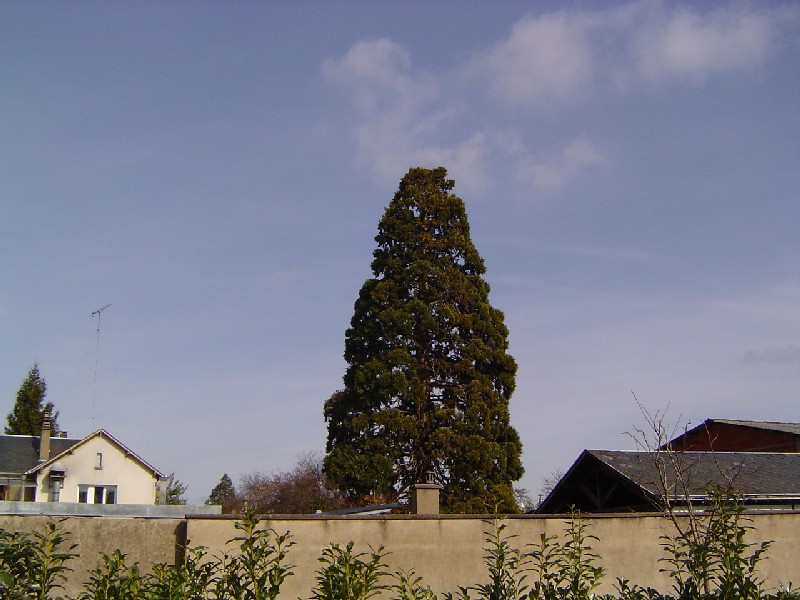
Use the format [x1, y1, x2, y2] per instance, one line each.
[324, 167, 523, 513]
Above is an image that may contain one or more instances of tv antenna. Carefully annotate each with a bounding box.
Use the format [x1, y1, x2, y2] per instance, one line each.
[91, 304, 111, 431]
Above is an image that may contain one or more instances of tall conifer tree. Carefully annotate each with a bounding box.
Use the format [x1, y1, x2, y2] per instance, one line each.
[5, 363, 60, 435]
[324, 167, 523, 513]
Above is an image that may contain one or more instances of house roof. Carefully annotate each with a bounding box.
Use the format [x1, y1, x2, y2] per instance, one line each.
[663, 419, 800, 452]
[587, 450, 800, 498]
[25, 429, 164, 479]
[536, 450, 800, 513]
[0, 434, 81, 476]
[704, 419, 800, 436]
[323, 502, 403, 515]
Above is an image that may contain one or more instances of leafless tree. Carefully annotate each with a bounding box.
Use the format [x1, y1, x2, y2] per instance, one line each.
[626, 394, 764, 597]
[239, 451, 354, 514]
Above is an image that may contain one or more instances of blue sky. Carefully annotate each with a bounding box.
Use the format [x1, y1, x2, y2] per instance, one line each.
[2, 1, 798, 506]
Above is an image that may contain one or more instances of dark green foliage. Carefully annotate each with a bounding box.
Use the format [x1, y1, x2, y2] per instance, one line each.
[324, 166, 523, 513]
[457, 520, 531, 600]
[614, 578, 666, 600]
[555, 511, 604, 599]
[392, 569, 438, 600]
[73, 508, 294, 599]
[310, 542, 388, 600]
[221, 506, 295, 599]
[5, 363, 59, 436]
[147, 546, 218, 600]
[527, 532, 561, 599]
[0, 519, 76, 600]
[0, 529, 38, 598]
[206, 473, 238, 511]
[450, 512, 603, 600]
[80, 550, 143, 600]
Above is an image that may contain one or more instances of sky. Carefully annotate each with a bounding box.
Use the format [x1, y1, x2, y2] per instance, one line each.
[1, 1, 798, 506]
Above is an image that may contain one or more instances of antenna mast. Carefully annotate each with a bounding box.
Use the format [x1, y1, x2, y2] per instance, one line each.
[91, 304, 111, 431]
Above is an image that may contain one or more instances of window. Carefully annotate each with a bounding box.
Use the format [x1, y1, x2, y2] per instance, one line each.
[95, 452, 103, 470]
[78, 484, 117, 504]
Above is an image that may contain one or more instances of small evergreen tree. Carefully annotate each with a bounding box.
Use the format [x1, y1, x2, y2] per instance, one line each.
[207, 473, 238, 511]
[165, 473, 188, 505]
[5, 363, 59, 435]
[324, 167, 523, 513]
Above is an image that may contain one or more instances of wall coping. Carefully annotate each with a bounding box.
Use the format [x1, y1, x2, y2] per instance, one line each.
[185, 508, 800, 521]
[1, 501, 220, 518]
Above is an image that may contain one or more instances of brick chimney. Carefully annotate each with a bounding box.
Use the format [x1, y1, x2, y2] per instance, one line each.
[39, 411, 52, 462]
[411, 471, 441, 515]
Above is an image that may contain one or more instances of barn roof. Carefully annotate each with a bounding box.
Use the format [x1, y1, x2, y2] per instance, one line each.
[536, 450, 800, 514]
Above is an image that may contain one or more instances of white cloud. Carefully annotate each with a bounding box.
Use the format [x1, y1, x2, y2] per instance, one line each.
[634, 7, 780, 82]
[323, 39, 490, 193]
[321, 4, 794, 195]
[348, 110, 491, 194]
[464, 3, 794, 101]
[322, 39, 435, 115]
[464, 11, 595, 105]
[517, 138, 608, 191]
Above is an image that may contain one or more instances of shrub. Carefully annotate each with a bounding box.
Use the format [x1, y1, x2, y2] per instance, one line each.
[218, 506, 295, 600]
[79, 549, 143, 600]
[0, 519, 76, 600]
[309, 541, 388, 600]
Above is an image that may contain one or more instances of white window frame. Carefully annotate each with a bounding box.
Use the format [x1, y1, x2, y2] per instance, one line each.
[77, 484, 117, 504]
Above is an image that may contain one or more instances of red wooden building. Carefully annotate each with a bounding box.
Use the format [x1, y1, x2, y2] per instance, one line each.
[662, 419, 800, 453]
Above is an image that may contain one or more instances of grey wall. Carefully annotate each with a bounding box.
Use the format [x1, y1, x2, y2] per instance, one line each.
[1, 511, 798, 598]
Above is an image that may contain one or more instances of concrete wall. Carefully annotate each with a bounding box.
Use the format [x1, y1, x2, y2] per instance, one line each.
[185, 511, 800, 598]
[0, 514, 183, 599]
[1, 511, 798, 598]
[0, 500, 220, 517]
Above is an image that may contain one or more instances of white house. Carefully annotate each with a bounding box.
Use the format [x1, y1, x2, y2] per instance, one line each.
[0, 413, 165, 505]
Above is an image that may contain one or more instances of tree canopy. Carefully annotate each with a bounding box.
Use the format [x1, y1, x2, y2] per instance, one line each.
[206, 473, 239, 513]
[5, 363, 60, 436]
[324, 167, 523, 513]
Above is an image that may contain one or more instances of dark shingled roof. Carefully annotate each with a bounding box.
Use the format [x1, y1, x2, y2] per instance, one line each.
[587, 450, 800, 498]
[536, 450, 800, 513]
[0, 435, 81, 476]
